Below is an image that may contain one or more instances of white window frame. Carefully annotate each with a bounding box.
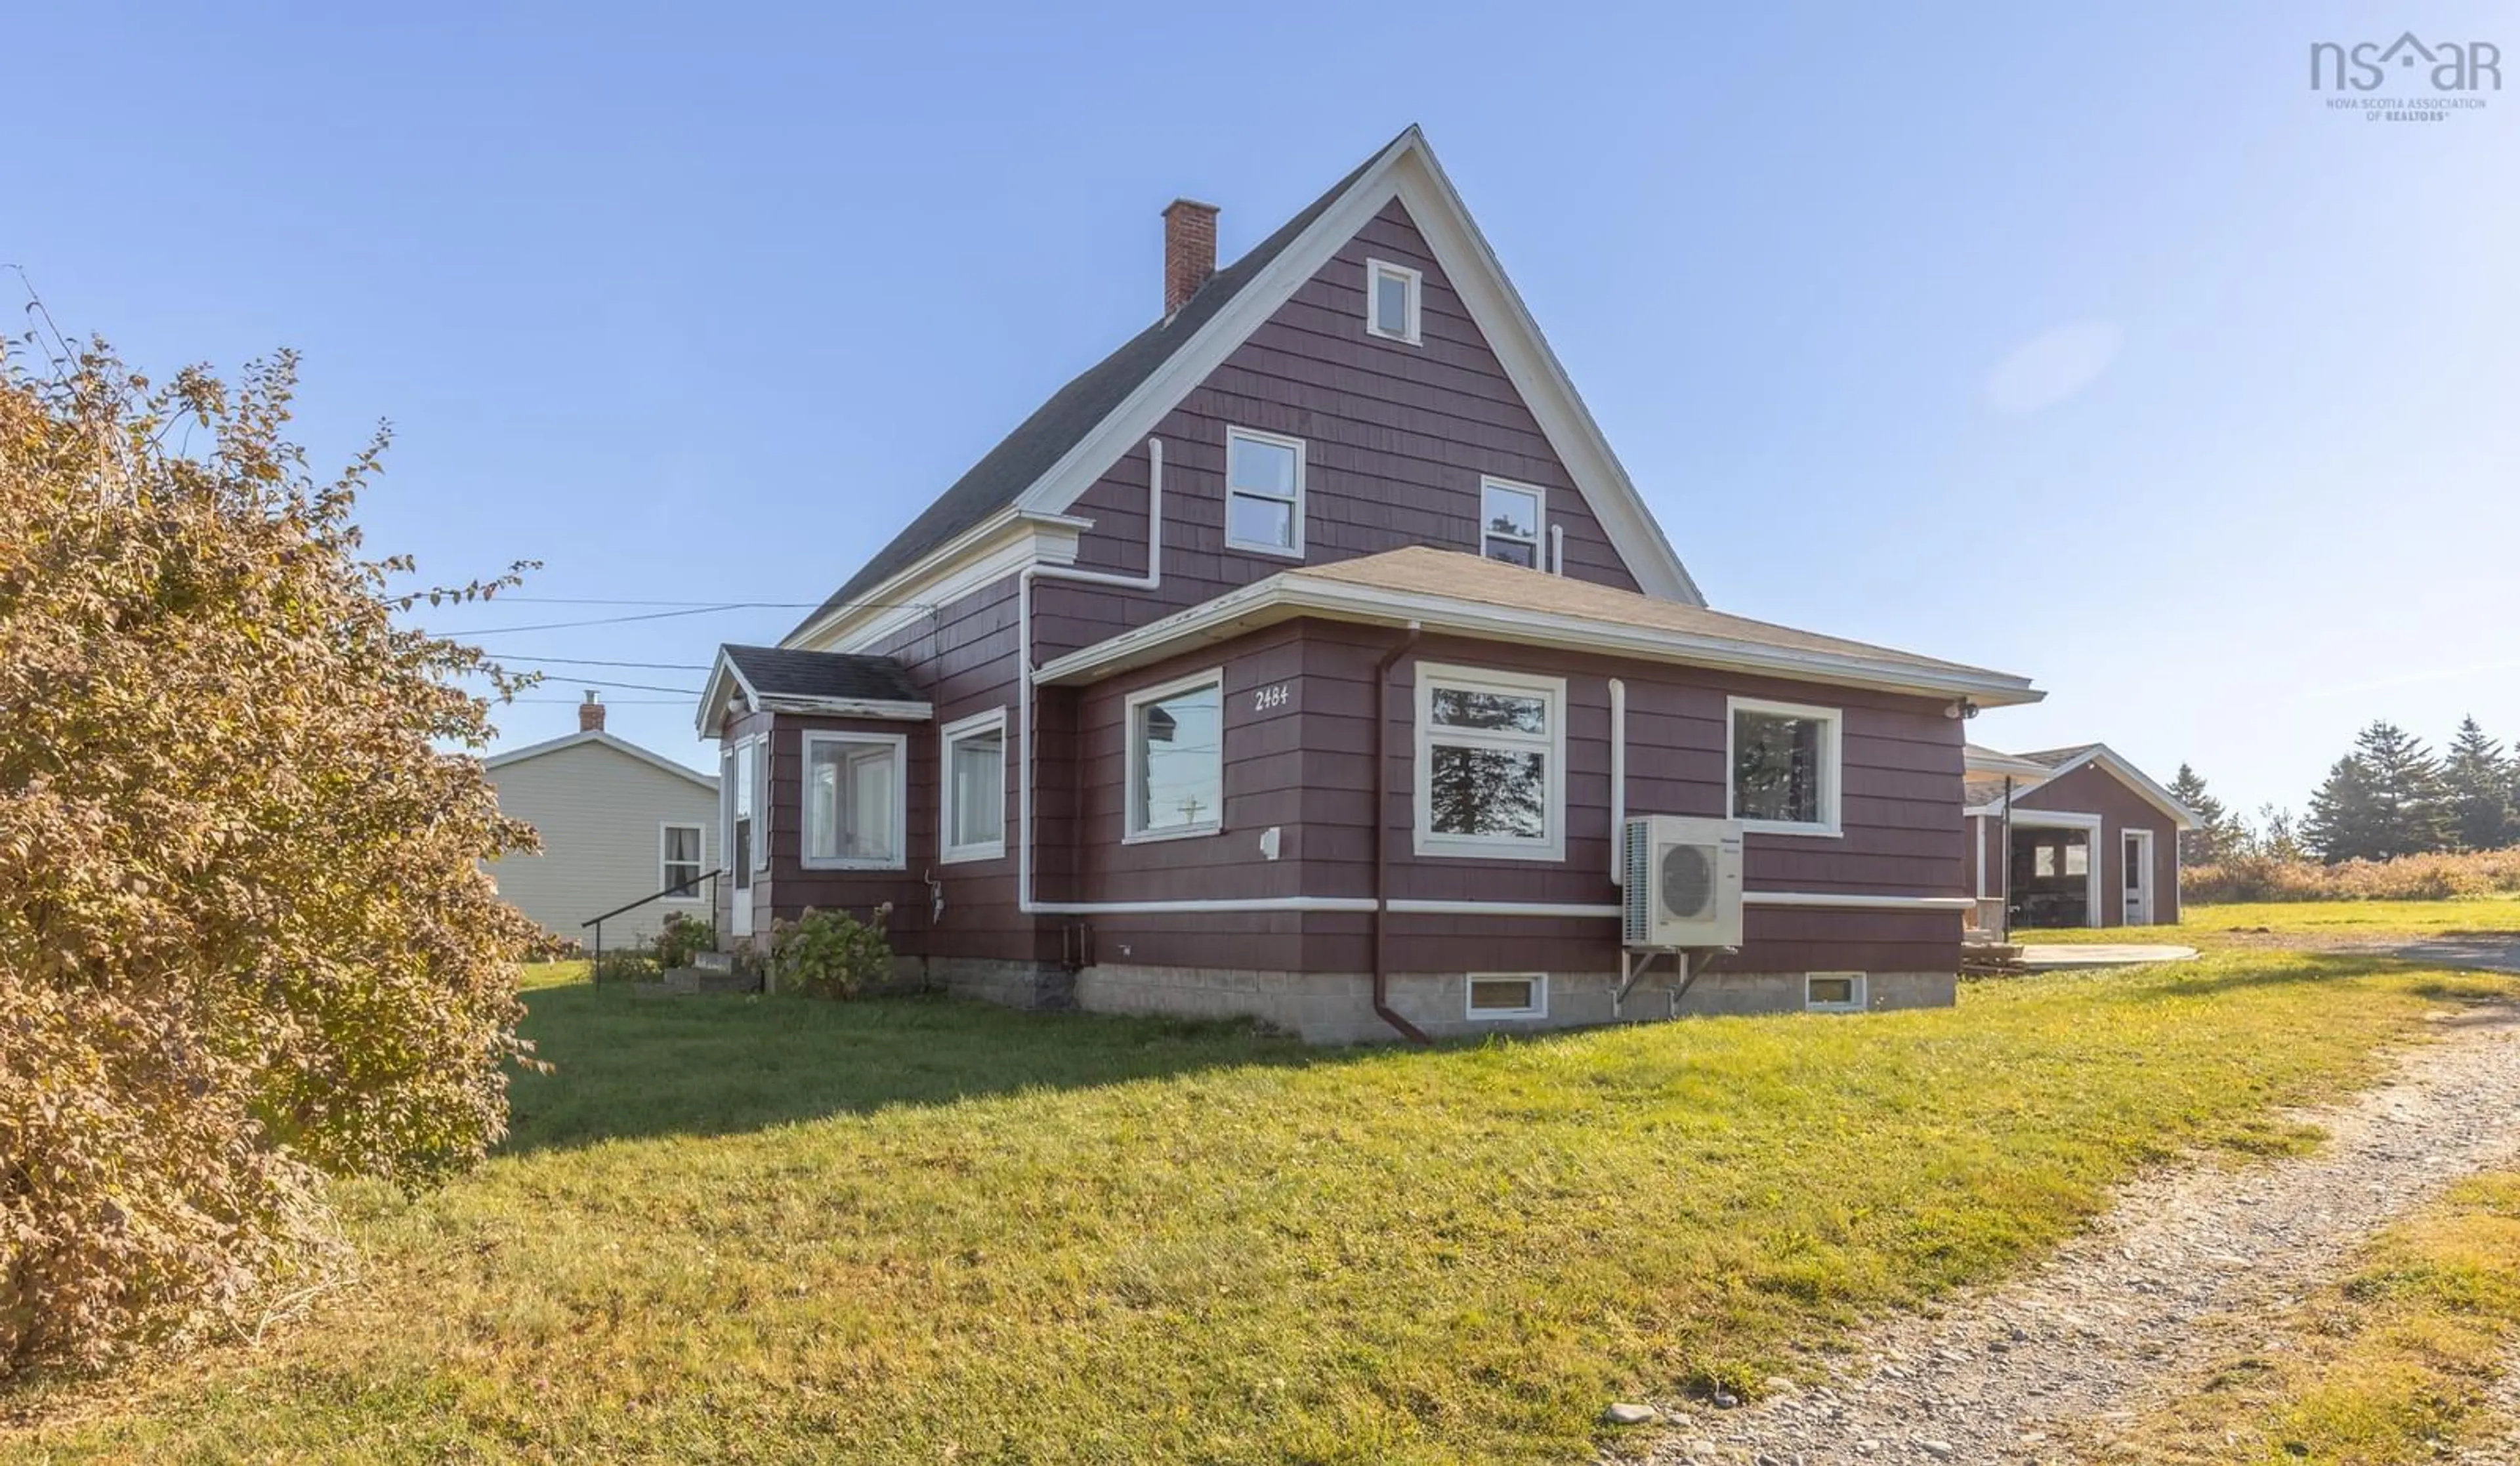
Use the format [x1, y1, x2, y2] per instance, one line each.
[1805, 972, 1868, 1014]
[1124, 668, 1225, 845]
[1478, 475, 1547, 570]
[798, 730, 910, 871]
[1726, 696, 1844, 838]
[659, 821, 706, 903]
[938, 706, 1009, 865]
[1223, 427, 1307, 561]
[1364, 257, 1423, 345]
[1414, 662, 1567, 862]
[1465, 972, 1547, 1020]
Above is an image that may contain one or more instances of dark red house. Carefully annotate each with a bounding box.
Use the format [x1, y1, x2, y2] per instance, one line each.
[1964, 743, 2197, 934]
[695, 127, 2044, 1040]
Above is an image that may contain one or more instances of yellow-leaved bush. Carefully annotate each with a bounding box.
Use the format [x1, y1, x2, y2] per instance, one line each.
[0, 342, 543, 1377]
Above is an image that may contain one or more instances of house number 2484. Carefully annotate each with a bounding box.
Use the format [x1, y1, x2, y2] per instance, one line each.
[1251, 682, 1292, 713]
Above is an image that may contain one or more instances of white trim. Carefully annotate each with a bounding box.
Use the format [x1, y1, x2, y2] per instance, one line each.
[1727, 696, 1845, 838]
[1465, 972, 1547, 1020]
[1123, 667, 1225, 843]
[1974, 745, 2198, 830]
[938, 706, 1009, 865]
[1223, 426, 1307, 561]
[2006, 809, 2104, 927]
[2122, 826, 2156, 927]
[658, 820, 707, 904]
[1005, 130, 1701, 604]
[757, 694, 934, 721]
[1803, 972, 1868, 1014]
[797, 730, 911, 871]
[1030, 568, 2042, 706]
[1477, 475, 1546, 569]
[485, 728, 719, 793]
[1015, 890, 1971, 919]
[1744, 891, 1978, 912]
[783, 509, 1090, 657]
[1607, 677, 1628, 885]
[1972, 810, 1988, 898]
[1413, 661, 1568, 862]
[1363, 257, 1423, 345]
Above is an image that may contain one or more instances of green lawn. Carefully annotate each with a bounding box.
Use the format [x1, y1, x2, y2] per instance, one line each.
[2022, 896, 2520, 946]
[10, 955, 2516, 1465]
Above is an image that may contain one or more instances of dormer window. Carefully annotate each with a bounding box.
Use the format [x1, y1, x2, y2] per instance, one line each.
[1364, 259, 1421, 344]
[1479, 477, 1545, 568]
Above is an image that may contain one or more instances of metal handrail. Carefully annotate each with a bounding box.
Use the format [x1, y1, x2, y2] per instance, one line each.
[583, 868, 723, 969]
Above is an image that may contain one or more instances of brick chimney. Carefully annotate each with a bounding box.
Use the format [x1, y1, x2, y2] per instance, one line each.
[578, 689, 605, 733]
[1162, 198, 1219, 317]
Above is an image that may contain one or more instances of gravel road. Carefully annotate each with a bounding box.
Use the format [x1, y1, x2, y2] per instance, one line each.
[1630, 1003, 2520, 1465]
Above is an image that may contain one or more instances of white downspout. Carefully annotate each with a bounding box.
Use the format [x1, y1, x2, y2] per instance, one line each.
[1608, 677, 1627, 885]
[1018, 438, 1164, 915]
[1550, 522, 1565, 576]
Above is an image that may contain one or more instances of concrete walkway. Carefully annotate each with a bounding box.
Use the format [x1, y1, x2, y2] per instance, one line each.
[2015, 943, 2198, 971]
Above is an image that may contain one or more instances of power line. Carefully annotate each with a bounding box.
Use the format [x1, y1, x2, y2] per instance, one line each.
[504, 696, 690, 705]
[474, 672, 700, 696]
[488, 653, 713, 671]
[429, 604, 771, 635]
[457, 595, 823, 608]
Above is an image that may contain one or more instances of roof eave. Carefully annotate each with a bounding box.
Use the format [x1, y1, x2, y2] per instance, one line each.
[1034, 576, 2044, 707]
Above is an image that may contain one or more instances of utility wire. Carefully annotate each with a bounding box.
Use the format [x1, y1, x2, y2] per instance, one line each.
[504, 696, 690, 705]
[488, 653, 713, 671]
[454, 595, 824, 608]
[469, 672, 700, 696]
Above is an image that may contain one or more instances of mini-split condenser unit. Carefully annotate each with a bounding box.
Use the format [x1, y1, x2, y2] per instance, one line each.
[1621, 814, 1745, 950]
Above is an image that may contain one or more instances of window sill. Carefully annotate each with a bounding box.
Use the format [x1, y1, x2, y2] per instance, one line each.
[1224, 537, 1306, 562]
[658, 894, 708, 904]
[1412, 837, 1566, 864]
[1737, 820, 1844, 839]
[939, 843, 1007, 866]
[1122, 824, 1223, 847]
[797, 858, 910, 873]
[1364, 324, 1421, 346]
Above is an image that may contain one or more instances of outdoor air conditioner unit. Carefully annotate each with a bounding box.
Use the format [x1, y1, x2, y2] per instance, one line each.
[1622, 815, 1745, 950]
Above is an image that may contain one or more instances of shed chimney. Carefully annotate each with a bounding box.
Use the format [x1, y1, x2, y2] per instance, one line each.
[578, 689, 605, 733]
[1162, 198, 1219, 317]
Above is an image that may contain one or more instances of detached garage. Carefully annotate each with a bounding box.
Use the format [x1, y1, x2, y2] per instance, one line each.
[1965, 743, 2197, 934]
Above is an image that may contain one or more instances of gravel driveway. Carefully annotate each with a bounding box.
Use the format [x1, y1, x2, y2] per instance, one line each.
[1634, 1003, 2520, 1465]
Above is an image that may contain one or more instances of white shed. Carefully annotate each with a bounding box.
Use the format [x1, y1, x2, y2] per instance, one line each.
[483, 700, 720, 948]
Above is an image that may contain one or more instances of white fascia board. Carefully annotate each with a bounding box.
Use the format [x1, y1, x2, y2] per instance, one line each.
[1031, 575, 2044, 707]
[1009, 131, 1704, 606]
[692, 651, 759, 738]
[786, 509, 1089, 655]
[755, 695, 936, 721]
[2042, 745, 2201, 831]
[488, 730, 720, 793]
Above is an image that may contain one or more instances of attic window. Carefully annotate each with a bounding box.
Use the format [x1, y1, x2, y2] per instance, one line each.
[1225, 428, 1305, 559]
[1365, 259, 1421, 344]
[1480, 478, 1545, 569]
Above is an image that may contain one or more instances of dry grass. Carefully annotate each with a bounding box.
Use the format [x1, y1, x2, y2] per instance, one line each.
[2021, 896, 2520, 947]
[7, 956, 2515, 1464]
[2189, 848, 2520, 904]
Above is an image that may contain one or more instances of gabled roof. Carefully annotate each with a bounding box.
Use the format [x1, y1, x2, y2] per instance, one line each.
[787, 125, 1704, 651]
[694, 644, 934, 734]
[1969, 742, 2198, 829]
[1034, 547, 2042, 705]
[484, 729, 719, 793]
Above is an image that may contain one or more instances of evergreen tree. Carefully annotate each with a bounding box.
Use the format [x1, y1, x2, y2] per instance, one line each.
[2252, 804, 2305, 862]
[2305, 753, 2383, 862]
[2443, 715, 2516, 850]
[2353, 721, 2452, 856]
[2167, 763, 2237, 866]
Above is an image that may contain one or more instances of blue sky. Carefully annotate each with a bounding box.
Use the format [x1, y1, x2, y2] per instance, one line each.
[12, 2, 2513, 820]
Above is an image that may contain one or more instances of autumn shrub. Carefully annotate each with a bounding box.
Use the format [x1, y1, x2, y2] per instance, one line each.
[769, 908, 893, 998]
[653, 911, 715, 970]
[589, 949, 663, 985]
[0, 342, 542, 1378]
[2188, 846, 2520, 903]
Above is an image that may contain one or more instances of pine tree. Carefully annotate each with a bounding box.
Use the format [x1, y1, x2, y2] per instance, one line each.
[2252, 804, 2305, 862]
[2305, 754, 2383, 862]
[2443, 716, 2515, 850]
[2350, 721, 2452, 856]
[2167, 763, 2235, 866]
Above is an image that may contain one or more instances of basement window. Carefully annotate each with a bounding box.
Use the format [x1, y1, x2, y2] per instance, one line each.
[1225, 427, 1306, 558]
[1805, 973, 1868, 1013]
[1365, 258, 1422, 344]
[1467, 973, 1546, 1019]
